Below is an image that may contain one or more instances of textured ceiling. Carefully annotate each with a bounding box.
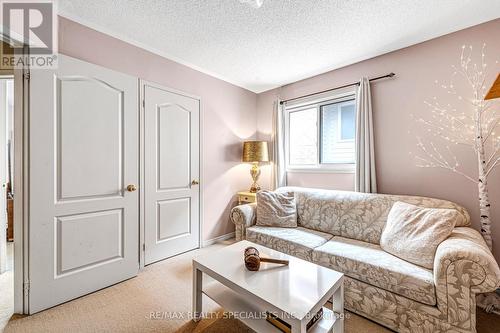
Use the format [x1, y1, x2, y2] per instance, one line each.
[58, 0, 500, 93]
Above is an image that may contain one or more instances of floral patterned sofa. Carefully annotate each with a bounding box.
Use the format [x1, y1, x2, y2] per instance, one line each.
[230, 187, 500, 333]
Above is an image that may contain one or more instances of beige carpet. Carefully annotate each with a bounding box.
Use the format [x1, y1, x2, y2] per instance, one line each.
[1, 241, 389, 333]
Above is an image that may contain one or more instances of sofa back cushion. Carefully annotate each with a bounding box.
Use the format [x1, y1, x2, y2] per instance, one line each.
[276, 187, 470, 244]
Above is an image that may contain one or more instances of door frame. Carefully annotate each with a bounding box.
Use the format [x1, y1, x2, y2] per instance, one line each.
[13, 62, 29, 314]
[138, 80, 203, 269]
[1, 38, 30, 313]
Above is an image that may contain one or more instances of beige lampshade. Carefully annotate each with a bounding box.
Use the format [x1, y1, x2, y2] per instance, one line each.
[242, 141, 269, 163]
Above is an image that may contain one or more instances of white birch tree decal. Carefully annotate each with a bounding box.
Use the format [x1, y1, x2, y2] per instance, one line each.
[413, 44, 499, 250]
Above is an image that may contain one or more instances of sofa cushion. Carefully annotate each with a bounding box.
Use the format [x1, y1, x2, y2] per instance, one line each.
[256, 190, 297, 227]
[380, 202, 457, 269]
[277, 186, 469, 244]
[311, 236, 436, 305]
[246, 226, 332, 261]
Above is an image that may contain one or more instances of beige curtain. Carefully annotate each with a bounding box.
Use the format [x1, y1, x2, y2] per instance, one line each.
[355, 77, 377, 193]
[272, 100, 286, 189]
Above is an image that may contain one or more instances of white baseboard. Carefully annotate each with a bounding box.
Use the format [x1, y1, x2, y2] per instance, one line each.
[203, 232, 235, 247]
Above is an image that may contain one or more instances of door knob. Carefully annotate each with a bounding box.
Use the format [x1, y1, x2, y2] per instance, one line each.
[127, 184, 137, 192]
[191, 180, 199, 185]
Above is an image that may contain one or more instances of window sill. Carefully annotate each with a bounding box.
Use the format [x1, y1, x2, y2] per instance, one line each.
[286, 167, 355, 174]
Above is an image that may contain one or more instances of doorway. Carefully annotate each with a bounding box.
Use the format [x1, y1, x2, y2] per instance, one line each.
[0, 75, 15, 329]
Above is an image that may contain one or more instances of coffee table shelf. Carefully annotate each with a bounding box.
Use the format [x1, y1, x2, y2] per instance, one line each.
[203, 281, 337, 333]
[204, 281, 281, 333]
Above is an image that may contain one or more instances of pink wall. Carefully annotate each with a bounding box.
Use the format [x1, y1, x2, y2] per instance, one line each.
[58, 17, 257, 242]
[256, 19, 500, 261]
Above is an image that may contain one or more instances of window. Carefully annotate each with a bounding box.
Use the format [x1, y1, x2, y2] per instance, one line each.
[285, 94, 356, 172]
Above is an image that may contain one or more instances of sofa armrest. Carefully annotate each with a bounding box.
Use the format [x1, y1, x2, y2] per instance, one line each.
[434, 227, 500, 293]
[434, 227, 500, 327]
[231, 203, 257, 241]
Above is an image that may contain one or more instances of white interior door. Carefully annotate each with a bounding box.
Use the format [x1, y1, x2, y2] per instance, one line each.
[29, 55, 139, 314]
[143, 82, 200, 265]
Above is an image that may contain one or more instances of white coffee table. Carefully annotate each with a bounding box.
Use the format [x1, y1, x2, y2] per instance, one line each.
[192, 240, 344, 333]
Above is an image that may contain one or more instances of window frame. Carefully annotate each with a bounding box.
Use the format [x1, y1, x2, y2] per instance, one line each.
[284, 91, 357, 173]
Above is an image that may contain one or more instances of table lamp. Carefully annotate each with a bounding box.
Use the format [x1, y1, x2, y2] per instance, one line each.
[242, 141, 269, 193]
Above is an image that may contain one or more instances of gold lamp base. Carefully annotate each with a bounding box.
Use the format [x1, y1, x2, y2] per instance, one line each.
[249, 162, 261, 193]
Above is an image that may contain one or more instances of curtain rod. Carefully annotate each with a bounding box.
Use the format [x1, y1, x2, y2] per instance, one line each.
[280, 72, 396, 105]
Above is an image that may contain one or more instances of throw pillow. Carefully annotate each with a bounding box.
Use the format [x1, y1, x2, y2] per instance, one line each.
[256, 190, 297, 228]
[380, 201, 458, 269]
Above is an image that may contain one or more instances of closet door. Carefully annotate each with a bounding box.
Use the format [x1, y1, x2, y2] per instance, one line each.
[143, 82, 200, 265]
[29, 55, 139, 313]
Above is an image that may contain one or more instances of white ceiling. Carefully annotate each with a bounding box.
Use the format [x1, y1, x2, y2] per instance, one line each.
[58, 0, 500, 93]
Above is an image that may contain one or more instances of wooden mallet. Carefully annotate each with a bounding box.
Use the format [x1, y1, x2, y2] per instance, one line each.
[244, 246, 289, 271]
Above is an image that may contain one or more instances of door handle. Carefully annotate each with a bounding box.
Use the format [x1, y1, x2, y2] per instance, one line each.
[191, 180, 199, 186]
[126, 184, 137, 192]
